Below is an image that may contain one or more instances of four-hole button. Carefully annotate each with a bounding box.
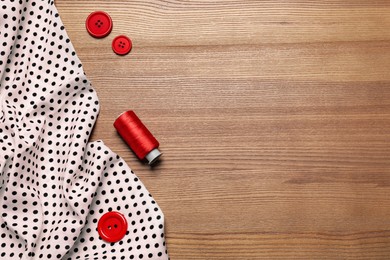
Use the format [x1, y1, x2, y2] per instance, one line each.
[112, 35, 132, 55]
[86, 11, 113, 38]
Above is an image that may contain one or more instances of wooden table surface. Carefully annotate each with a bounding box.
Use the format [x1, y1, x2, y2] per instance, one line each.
[56, 1, 390, 259]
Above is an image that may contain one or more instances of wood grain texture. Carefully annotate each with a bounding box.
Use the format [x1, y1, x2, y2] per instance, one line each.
[56, 1, 390, 259]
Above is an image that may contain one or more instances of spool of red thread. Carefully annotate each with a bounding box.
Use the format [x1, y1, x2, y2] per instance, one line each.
[114, 110, 161, 165]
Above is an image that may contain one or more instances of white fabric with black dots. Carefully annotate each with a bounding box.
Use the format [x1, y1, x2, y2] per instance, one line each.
[0, 0, 169, 259]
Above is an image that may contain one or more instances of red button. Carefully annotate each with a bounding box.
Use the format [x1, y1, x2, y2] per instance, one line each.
[98, 211, 128, 243]
[112, 35, 132, 55]
[86, 11, 113, 38]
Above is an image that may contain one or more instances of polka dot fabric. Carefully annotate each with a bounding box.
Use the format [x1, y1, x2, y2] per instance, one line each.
[0, 0, 169, 259]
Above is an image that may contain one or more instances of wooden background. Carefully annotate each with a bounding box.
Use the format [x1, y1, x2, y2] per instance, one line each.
[56, 1, 390, 259]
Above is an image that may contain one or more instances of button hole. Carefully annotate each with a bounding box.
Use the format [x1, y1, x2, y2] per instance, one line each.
[108, 226, 112, 230]
[114, 224, 118, 228]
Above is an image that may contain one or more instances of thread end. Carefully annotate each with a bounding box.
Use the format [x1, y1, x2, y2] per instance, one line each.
[145, 148, 162, 165]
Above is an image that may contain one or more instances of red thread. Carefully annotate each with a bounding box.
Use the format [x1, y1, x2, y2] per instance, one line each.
[114, 111, 160, 163]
